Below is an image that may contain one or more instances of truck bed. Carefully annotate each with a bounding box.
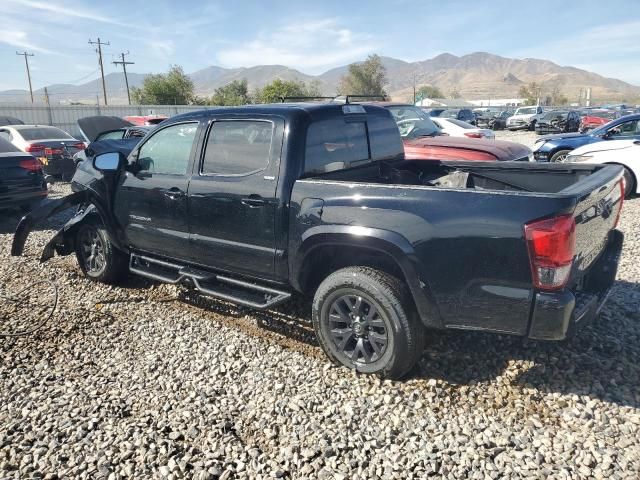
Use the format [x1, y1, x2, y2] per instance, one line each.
[294, 160, 623, 338]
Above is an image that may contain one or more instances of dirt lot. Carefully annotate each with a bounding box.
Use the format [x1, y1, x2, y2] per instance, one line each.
[1, 177, 639, 479]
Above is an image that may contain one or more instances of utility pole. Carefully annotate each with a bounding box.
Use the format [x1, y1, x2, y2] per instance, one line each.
[16, 51, 35, 103]
[113, 51, 134, 105]
[89, 37, 110, 105]
[412, 72, 417, 105]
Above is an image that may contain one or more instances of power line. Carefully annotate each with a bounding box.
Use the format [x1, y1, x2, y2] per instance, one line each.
[15, 51, 35, 103]
[88, 37, 110, 105]
[113, 51, 135, 105]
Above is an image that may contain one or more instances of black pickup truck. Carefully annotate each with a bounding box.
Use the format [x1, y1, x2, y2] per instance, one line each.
[12, 103, 624, 379]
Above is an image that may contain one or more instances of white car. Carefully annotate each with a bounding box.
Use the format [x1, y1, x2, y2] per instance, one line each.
[565, 139, 638, 198]
[506, 106, 544, 131]
[431, 117, 495, 139]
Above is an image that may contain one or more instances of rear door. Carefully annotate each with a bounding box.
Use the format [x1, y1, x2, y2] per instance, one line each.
[113, 121, 199, 259]
[186, 115, 284, 278]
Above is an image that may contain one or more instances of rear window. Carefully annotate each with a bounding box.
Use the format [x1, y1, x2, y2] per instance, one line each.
[305, 120, 369, 175]
[304, 112, 402, 175]
[17, 127, 73, 141]
[0, 137, 20, 153]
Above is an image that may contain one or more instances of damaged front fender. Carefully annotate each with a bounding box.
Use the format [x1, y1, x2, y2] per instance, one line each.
[11, 191, 88, 257]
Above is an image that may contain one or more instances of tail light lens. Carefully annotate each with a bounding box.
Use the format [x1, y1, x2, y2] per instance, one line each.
[613, 178, 624, 229]
[25, 144, 45, 153]
[19, 158, 43, 172]
[464, 132, 483, 138]
[524, 214, 576, 291]
[72, 142, 86, 150]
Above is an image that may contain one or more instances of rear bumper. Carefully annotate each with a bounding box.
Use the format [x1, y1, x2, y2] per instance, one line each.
[528, 229, 623, 340]
[42, 156, 75, 177]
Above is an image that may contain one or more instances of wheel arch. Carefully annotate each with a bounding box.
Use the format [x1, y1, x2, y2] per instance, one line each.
[292, 226, 443, 328]
[604, 162, 638, 194]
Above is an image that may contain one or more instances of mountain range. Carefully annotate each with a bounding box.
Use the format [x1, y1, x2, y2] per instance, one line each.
[2, 52, 639, 105]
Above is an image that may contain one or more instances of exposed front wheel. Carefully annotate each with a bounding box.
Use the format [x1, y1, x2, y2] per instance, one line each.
[550, 149, 571, 163]
[75, 220, 129, 284]
[312, 267, 425, 379]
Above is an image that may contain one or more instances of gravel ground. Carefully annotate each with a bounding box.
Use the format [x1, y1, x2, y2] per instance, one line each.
[494, 130, 540, 149]
[1, 182, 639, 480]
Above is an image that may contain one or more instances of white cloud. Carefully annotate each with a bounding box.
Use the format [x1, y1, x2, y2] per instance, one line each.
[0, 30, 55, 54]
[5, 0, 134, 27]
[216, 18, 377, 73]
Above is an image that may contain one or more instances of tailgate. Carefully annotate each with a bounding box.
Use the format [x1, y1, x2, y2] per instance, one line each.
[566, 165, 624, 279]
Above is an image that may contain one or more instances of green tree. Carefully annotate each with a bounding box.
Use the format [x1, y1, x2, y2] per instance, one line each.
[338, 54, 387, 96]
[131, 65, 195, 105]
[254, 79, 322, 104]
[209, 79, 250, 106]
[518, 82, 541, 106]
[416, 85, 444, 99]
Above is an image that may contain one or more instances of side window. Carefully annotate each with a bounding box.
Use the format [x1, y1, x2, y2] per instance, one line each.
[0, 129, 11, 141]
[137, 123, 197, 175]
[201, 120, 273, 175]
[609, 120, 639, 137]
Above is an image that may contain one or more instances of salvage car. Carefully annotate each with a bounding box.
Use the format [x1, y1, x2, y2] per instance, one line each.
[75, 116, 152, 167]
[13, 103, 625, 379]
[534, 113, 640, 162]
[0, 137, 47, 211]
[507, 106, 544, 130]
[123, 115, 168, 126]
[564, 139, 639, 198]
[438, 108, 476, 125]
[535, 110, 581, 135]
[579, 110, 618, 132]
[431, 117, 495, 139]
[0, 125, 85, 179]
[380, 104, 531, 161]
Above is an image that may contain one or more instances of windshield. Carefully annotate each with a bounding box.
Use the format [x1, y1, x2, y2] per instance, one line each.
[515, 107, 538, 115]
[387, 106, 440, 138]
[17, 126, 74, 141]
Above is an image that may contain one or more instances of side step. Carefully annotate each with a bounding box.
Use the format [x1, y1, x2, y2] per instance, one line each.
[130, 254, 291, 310]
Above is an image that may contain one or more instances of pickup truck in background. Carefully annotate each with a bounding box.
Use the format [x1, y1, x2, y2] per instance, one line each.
[13, 103, 625, 379]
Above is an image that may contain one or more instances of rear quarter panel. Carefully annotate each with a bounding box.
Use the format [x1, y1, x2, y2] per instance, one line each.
[290, 179, 578, 335]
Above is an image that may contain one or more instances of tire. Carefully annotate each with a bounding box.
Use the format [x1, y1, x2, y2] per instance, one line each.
[312, 267, 425, 379]
[528, 120, 536, 131]
[550, 149, 571, 163]
[75, 220, 128, 284]
[622, 167, 636, 199]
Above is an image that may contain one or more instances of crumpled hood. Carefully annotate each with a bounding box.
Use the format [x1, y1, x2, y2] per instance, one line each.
[77, 116, 134, 142]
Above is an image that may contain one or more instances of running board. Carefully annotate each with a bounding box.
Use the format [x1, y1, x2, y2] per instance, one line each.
[129, 254, 291, 310]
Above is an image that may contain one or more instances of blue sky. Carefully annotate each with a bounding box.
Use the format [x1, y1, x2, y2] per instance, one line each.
[1, 0, 639, 91]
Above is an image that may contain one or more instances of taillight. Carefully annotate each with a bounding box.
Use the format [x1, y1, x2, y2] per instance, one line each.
[464, 132, 483, 138]
[524, 214, 576, 291]
[25, 144, 45, 153]
[72, 142, 86, 150]
[19, 158, 42, 172]
[613, 178, 624, 229]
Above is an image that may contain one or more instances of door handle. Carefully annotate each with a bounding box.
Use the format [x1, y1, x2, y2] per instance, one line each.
[161, 187, 185, 200]
[241, 195, 265, 207]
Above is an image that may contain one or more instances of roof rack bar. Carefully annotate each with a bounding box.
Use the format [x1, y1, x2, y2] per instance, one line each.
[280, 96, 335, 103]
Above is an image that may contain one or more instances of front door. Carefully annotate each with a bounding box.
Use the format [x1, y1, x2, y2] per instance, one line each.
[187, 116, 284, 279]
[606, 118, 640, 140]
[113, 121, 199, 259]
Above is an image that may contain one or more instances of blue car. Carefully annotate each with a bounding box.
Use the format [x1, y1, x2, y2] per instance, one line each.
[533, 113, 640, 162]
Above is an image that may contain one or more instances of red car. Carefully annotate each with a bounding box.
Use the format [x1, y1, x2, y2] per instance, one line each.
[377, 103, 533, 162]
[579, 110, 618, 132]
[123, 115, 168, 126]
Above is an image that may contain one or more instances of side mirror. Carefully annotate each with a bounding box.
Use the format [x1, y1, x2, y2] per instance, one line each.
[602, 130, 612, 139]
[93, 151, 123, 171]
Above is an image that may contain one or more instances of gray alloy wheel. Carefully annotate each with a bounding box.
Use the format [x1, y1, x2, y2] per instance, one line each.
[78, 224, 107, 276]
[326, 292, 391, 365]
[550, 149, 571, 163]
